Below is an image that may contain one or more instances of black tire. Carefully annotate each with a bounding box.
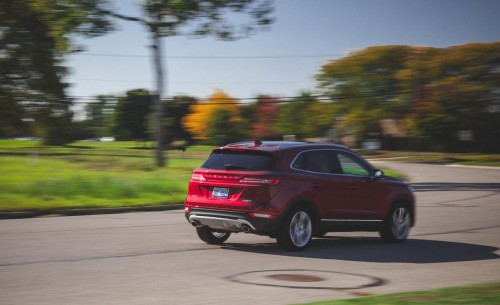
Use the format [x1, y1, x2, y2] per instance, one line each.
[277, 207, 313, 251]
[196, 226, 231, 245]
[313, 229, 327, 238]
[380, 203, 411, 243]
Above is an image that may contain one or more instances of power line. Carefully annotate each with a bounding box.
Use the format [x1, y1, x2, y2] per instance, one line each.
[69, 95, 325, 103]
[72, 77, 306, 85]
[74, 52, 343, 59]
[69, 90, 413, 104]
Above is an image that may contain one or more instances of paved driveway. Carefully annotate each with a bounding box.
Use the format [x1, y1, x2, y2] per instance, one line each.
[1, 163, 499, 305]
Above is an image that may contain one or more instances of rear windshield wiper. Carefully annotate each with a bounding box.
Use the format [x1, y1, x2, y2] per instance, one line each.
[223, 164, 246, 170]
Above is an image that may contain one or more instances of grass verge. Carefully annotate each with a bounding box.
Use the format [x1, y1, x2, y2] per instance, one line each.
[0, 140, 406, 212]
[0, 141, 213, 211]
[0, 155, 202, 211]
[294, 281, 500, 305]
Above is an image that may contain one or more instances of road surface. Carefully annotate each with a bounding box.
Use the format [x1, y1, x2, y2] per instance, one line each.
[1, 163, 499, 305]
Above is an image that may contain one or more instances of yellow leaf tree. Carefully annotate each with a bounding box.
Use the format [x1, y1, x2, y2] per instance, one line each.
[182, 90, 241, 141]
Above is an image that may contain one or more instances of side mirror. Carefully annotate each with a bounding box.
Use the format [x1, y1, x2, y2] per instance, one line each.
[371, 169, 384, 180]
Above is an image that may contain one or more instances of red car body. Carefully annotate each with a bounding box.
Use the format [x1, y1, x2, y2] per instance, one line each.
[185, 141, 415, 250]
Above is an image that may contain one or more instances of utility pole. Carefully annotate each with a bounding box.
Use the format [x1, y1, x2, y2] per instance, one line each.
[96, 8, 167, 167]
[96, 1, 274, 168]
[151, 18, 165, 167]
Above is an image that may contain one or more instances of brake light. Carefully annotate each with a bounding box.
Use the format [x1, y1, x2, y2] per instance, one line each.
[191, 173, 206, 182]
[239, 177, 280, 185]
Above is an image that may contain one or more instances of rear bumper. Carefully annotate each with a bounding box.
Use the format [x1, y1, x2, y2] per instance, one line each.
[185, 208, 282, 236]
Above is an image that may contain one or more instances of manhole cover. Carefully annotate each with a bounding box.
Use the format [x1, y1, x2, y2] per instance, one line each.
[226, 269, 386, 290]
[266, 274, 326, 282]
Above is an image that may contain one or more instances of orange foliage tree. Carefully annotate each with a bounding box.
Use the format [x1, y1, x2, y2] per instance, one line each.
[182, 90, 242, 141]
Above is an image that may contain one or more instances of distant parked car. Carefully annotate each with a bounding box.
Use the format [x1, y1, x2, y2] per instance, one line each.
[184, 141, 415, 251]
[12, 137, 41, 141]
[361, 139, 381, 150]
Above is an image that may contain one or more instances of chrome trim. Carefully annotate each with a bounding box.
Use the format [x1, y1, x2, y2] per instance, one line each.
[189, 214, 257, 232]
[289, 149, 373, 177]
[321, 219, 383, 222]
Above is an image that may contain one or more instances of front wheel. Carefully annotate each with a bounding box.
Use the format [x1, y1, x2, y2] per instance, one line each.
[196, 226, 231, 245]
[277, 208, 313, 251]
[380, 204, 411, 243]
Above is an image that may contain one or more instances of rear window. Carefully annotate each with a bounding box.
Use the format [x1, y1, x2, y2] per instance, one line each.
[201, 150, 275, 171]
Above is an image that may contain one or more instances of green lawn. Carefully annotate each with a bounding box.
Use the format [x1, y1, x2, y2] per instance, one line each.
[8, 140, 497, 211]
[0, 140, 410, 212]
[0, 141, 213, 211]
[294, 281, 500, 305]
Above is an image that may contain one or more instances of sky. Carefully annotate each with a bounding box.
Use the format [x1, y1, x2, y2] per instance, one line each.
[67, 0, 500, 113]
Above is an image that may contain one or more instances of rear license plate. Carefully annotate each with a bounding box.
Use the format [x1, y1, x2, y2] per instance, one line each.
[212, 187, 229, 199]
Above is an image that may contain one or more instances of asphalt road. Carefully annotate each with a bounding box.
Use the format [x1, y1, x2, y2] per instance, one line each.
[1, 163, 499, 305]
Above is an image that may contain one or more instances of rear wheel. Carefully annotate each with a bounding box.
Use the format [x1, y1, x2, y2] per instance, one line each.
[277, 207, 313, 251]
[313, 228, 327, 238]
[196, 226, 231, 245]
[380, 203, 411, 243]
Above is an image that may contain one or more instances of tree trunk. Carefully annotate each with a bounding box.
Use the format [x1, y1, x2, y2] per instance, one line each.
[152, 27, 165, 167]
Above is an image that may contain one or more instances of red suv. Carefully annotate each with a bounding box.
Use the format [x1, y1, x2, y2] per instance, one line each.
[184, 141, 415, 251]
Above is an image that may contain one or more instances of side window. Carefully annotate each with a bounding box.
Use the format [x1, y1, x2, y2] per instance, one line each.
[291, 153, 305, 170]
[337, 152, 370, 177]
[292, 151, 341, 174]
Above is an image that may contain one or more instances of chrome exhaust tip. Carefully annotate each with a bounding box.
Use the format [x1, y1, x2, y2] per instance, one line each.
[241, 225, 250, 233]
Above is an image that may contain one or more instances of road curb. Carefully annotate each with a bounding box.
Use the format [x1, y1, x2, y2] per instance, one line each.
[445, 164, 500, 170]
[0, 204, 184, 219]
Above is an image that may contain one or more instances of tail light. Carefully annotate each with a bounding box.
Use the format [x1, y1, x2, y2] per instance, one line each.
[239, 177, 281, 206]
[191, 173, 206, 182]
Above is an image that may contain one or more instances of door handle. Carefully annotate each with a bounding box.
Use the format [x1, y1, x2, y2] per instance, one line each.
[311, 182, 320, 189]
[349, 184, 358, 190]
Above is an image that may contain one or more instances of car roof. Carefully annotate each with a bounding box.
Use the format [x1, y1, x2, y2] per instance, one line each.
[217, 141, 349, 152]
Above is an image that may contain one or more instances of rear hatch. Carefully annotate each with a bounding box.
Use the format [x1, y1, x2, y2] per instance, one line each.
[185, 149, 282, 211]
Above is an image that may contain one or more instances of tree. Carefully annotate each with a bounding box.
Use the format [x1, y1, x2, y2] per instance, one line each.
[317, 46, 410, 143]
[182, 90, 242, 143]
[316, 43, 500, 151]
[84, 95, 116, 138]
[0, 97, 28, 138]
[0, 0, 114, 143]
[98, 0, 274, 166]
[208, 108, 233, 146]
[250, 96, 280, 139]
[303, 98, 337, 138]
[239, 102, 259, 139]
[403, 43, 500, 151]
[163, 95, 197, 144]
[274, 94, 309, 138]
[274, 92, 335, 139]
[113, 89, 152, 141]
